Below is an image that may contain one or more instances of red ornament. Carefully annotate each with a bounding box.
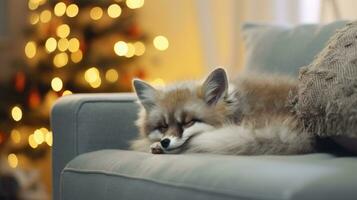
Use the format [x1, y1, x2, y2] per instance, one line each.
[28, 88, 41, 109]
[15, 72, 26, 92]
[135, 69, 146, 79]
[127, 24, 142, 39]
[0, 131, 6, 145]
[80, 38, 87, 53]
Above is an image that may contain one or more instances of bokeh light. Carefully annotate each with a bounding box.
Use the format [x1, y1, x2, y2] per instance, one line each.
[62, 90, 73, 96]
[84, 67, 100, 83]
[54, 2, 66, 17]
[107, 4, 122, 18]
[105, 69, 119, 83]
[90, 7, 103, 20]
[56, 24, 70, 38]
[40, 10, 52, 23]
[28, 0, 39, 10]
[84, 67, 102, 88]
[125, 43, 135, 58]
[11, 106, 22, 122]
[58, 38, 69, 51]
[53, 52, 68, 68]
[8, 154, 18, 168]
[133, 41, 145, 56]
[28, 134, 38, 148]
[66, 4, 79, 17]
[71, 50, 83, 63]
[34, 129, 45, 144]
[29, 13, 40, 25]
[114, 41, 128, 56]
[45, 37, 57, 53]
[10, 129, 21, 144]
[68, 38, 80, 52]
[153, 35, 169, 51]
[51, 77, 63, 92]
[25, 41, 37, 58]
[45, 131, 53, 146]
[126, 0, 145, 9]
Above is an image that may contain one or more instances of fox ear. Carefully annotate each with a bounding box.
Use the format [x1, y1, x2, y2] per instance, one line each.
[201, 68, 228, 105]
[133, 79, 157, 110]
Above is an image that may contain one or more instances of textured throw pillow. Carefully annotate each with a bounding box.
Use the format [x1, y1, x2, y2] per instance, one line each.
[291, 21, 357, 153]
[242, 21, 347, 76]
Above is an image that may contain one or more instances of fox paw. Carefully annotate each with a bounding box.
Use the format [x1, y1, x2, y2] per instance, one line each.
[150, 142, 164, 154]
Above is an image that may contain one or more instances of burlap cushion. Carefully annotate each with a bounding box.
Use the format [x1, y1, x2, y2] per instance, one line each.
[292, 21, 357, 139]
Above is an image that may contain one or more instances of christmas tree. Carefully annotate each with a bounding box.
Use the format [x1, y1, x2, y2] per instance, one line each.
[0, 0, 169, 198]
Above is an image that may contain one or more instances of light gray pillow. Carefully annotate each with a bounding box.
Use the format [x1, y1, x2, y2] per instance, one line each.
[242, 21, 347, 76]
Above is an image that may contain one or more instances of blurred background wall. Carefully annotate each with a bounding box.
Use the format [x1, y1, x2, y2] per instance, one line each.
[135, 0, 357, 81]
[1, 0, 357, 83]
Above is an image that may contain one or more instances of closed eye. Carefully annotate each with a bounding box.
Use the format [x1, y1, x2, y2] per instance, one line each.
[156, 125, 168, 133]
[183, 119, 201, 129]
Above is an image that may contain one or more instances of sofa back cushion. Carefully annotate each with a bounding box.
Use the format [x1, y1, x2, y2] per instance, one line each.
[242, 21, 347, 76]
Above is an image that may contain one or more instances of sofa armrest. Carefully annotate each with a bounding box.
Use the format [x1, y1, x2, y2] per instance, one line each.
[51, 93, 139, 200]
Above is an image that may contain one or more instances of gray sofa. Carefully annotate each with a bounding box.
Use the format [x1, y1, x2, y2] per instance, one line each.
[52, 21, 357, 200]
[51, 93, 357, 200]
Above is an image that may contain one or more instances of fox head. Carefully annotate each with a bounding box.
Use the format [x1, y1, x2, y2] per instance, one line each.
[133, 68, 235, 152]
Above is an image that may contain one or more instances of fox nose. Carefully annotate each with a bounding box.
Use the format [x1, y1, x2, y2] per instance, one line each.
[160, 138, 170, 148]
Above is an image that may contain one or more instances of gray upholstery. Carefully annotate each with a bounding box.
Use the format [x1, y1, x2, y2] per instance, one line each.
[52, 93, 357, 200]
[62, 150, 357, 200]
[51, 93, 138, 200]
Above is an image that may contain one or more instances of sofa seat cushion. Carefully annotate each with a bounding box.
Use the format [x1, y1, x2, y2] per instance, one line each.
[62, 150, 357, 200]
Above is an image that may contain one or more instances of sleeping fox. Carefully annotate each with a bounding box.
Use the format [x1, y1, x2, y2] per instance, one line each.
[130, 68, 314, 155]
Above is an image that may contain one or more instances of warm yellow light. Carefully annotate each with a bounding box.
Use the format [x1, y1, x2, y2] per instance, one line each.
[8, 154, 18, 168]
[62, 90, 73, 96]
[28, 134, 38, 148]
[58, 38, 69, 51]
[54, 2, 66, 17]
[125, 43, 135, 58]
[51, 77, 63, 92]
[45, 131, 53, 146]
[90, 7, 103, 20]
[105, 69, 119, 83]
[71, 50, 83, 63]
[11, 106, 22, 122]
[126, 0, 145, 9]
[11, 129, 21, 144]
[66, 4, 79, 17]
[133, 41, 145, 56]
[150, 78, 165, 87]
[28, 0, 39, 10]
[56, 24, 70, 38]
[114, 41, 128, 56]
[39, 0, 47, 5]
[29, 13, 40, 25]
[84, 67, 102, 88]
[33, 129, 44, 144]
[89, 78, 102, 88]
[40, 127, 49, 135]
[68, 38, 80, 53]
[25, 41, 37, 59]
[40, 10, 52, 23]
[84, 67, 100, 83]
[153, 35, 169, 51]
[45, 37, 57, 53]
[53, 52, 68, 68]
[107, 4, 122, 18]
